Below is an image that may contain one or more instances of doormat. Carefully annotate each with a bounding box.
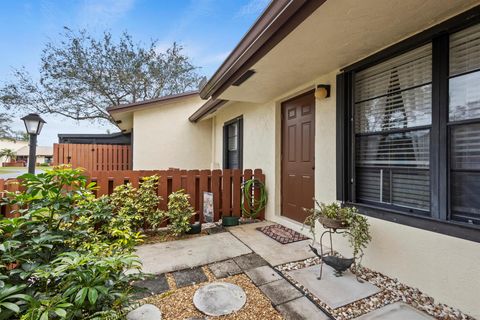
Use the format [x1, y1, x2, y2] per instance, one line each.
[256, 224, 309, 244]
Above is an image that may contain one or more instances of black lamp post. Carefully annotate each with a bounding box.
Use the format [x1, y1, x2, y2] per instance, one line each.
[21, 113, 46, 174]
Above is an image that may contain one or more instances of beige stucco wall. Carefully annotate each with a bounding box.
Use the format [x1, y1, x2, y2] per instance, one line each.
[132, 96, 212, 170]
[0, 139, 28, 163]
[212, 99, 278, 221]
[210, 69, 480, 318]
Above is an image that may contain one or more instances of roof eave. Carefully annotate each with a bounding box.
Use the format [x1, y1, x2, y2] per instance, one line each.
[199, 0, 326, 100]
[189, 99, 228, 122]
[107, 91, 199, 115]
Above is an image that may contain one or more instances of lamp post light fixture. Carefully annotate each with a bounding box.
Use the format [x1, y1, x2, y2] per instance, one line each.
[21, 113, 46, 174]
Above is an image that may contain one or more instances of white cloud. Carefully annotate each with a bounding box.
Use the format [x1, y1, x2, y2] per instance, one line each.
[236, 0, 270, 18]
[78, 0, 136, 27]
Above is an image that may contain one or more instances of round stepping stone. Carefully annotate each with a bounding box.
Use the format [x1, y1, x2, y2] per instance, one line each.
[193, 282, 246, 316]
[126, 304, 162, 320]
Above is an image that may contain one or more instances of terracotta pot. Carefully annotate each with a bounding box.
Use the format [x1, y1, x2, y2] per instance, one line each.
[318, 216, 349, 229]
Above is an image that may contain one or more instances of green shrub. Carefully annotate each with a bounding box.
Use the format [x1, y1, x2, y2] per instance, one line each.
[0, 166, 144, 320]
[109, 175, 162, 231]
[154, 190, 196, 236]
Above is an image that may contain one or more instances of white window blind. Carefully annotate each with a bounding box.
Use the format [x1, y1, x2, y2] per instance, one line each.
[449, 24, 480, 224]
[354, 44, 432, 212]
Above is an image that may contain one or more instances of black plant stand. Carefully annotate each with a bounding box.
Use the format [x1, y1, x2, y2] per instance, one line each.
[313, 226, 363, 283]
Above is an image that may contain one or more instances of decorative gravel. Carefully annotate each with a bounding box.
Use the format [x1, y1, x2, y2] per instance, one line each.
[145, 269, 283, 320]
[276, 258, 474, 320]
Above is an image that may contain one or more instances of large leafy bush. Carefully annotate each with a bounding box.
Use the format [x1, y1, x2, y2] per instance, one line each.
[0, 167, 144, 319]
[154, 190, 196, 236]
[109, 175, 162, 231]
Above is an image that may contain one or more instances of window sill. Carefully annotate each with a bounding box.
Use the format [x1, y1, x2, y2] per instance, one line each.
[346, 202, 480, 243]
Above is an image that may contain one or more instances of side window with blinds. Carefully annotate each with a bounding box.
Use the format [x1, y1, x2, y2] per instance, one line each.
[449, 24, 480, 225]
[341, 15, 480, 239]
[223, 117, 243, 170]
[354, 44, 432, 213]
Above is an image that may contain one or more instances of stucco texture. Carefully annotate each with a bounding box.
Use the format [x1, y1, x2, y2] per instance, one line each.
[210, 69, 480, 318]
[132, 96, 212, 170]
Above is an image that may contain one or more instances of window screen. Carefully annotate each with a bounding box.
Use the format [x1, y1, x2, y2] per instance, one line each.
[449, 24, 480, 225]
[354, 44, 432, 213]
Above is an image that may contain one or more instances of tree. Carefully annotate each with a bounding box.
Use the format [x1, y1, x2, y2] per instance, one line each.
[0, 113, 17, 141]
[11, 131, 29, 142]
[0, 148, 17, 162]
[0, 28, 202, 126]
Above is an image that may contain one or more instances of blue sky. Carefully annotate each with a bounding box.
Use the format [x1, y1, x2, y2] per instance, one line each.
[0, 0, 269, 145]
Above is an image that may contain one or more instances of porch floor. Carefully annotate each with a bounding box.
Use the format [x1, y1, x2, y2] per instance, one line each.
[228, 221, 317, 266]
[135, 220, 437, 320]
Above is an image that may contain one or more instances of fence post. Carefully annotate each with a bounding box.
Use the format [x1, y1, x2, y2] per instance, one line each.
[186, 170, 197, 223]
[254, 169, 266, 220]
[242, 169, 253, 218]
[172, 170, 181, 192]
[222, 169, 232, 218]
[232, 169, 241, 217]
[5, 180, 20, 218]
[212, 170, 221, 222]
[199, 170, 210, 223]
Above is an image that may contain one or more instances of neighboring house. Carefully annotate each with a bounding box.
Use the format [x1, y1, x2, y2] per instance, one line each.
[108, 92, 212, 170]
[58, 132, 131, 145]
[16, 146, 53, 165]
[0, 139, 28, 163]
[109, 1, 480, 317]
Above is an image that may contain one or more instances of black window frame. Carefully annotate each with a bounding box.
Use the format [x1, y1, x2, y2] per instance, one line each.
[223, 116, 243, 170]
[337, 6, 480, 243]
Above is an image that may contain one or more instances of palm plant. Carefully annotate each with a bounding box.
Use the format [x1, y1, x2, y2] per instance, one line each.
[0, 148, 17, 162]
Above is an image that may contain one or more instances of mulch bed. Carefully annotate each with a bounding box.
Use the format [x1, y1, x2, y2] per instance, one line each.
[256, 224, 309, 244]
[145, 267, 283, 320]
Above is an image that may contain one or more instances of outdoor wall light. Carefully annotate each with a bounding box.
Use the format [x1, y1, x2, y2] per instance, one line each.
[21, 113, 46, 174]
[315, 84, 331, 100]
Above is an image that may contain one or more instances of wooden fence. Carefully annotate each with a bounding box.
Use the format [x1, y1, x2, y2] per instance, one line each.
[53, 143, 132, 171]
[0, 169, 266, 223]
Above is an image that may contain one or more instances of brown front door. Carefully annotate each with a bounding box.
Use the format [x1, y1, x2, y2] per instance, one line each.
[281, 91, 315, 223]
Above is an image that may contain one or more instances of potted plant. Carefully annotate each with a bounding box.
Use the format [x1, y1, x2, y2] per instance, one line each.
[222, 215, 240, 227]
[186, 212, 202, 234]
[303, 201, 372, 260]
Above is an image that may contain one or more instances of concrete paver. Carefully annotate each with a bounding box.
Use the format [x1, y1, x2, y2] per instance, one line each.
[245, 265, 283, 286]
[287, 264, 380, 309]
[233, 253, 268, 271]
[258, 279, 303, 306]
[193, 282, 246, 316]
[173, 267, 208, 288]
[229, 221, 317, 266]
[136, 232, 251, 274]
[353, 302, 435, 320]
[133, 273, 169, 297]
[276, 297, 330, 320]
[208, 259, 242, 279]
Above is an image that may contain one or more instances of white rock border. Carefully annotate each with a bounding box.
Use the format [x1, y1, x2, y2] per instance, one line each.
[275, 257, 474, 320]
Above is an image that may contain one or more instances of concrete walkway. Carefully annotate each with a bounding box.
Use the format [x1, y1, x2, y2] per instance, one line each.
[136, 232, 251, 274]
[135, 221, 434, 320]
[228, 221, 318, 266]
[354, 302, 434, 320]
